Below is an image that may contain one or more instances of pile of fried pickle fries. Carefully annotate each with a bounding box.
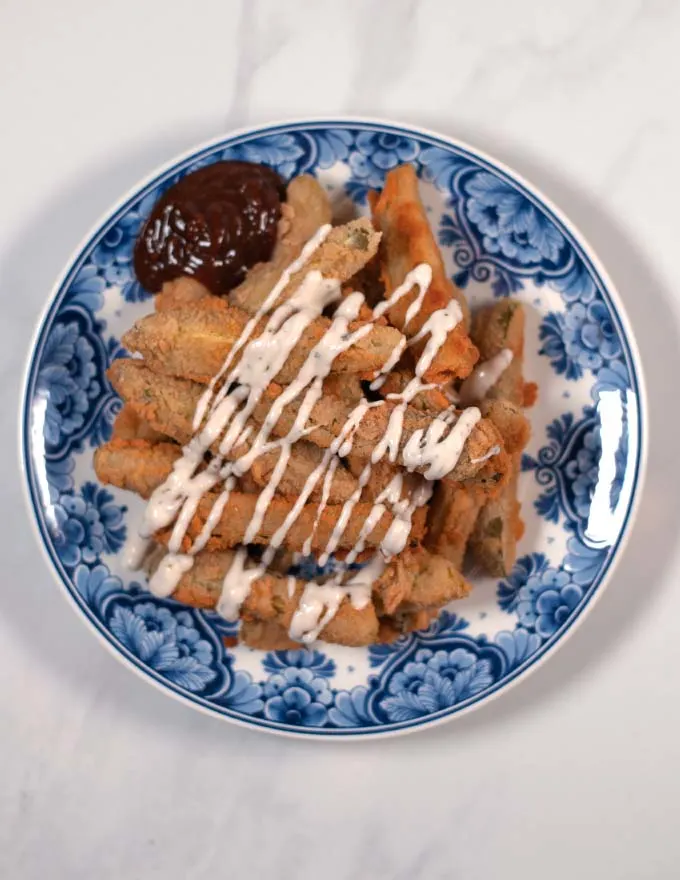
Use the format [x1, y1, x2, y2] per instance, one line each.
[94, 164, 536, 650]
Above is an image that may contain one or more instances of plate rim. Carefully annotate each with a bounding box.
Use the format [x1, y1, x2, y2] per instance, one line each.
[19, 116, 649, 740]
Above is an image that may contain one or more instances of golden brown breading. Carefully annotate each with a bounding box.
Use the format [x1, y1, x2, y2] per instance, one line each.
[469, 456, 524, 577]
[230, 217, 380, 316]
[480, 398, 531, 456]
[171, 550, 380, 646]
[227, 175, 332, 312]
[377, 609, 438, 643]
[425, 483, 485, 570]
[123, 296, 405, 386]
[109, 360, 507, 485]
[94, 439, 182, 499]
[322, 373, 365, 407]
[376, 365, 451, 413]
[155, 277, 212, 312]
[470, 301, 526, 406]
[251, 383, 506, 483]
[154, 493, 427, 554]
[371, 165, 478, 382]
[111, 405, 168, 443]
[94, 436, 359, 505]
[171, 546, 469, 647]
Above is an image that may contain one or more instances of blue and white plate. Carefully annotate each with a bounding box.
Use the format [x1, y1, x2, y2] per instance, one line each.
[21, 120, 646, 738]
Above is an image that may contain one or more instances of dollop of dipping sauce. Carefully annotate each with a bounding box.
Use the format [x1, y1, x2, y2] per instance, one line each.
[133, 161, 285, 295]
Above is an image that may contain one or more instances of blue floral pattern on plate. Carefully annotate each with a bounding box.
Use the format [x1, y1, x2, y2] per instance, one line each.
[21, 120, 644, 737]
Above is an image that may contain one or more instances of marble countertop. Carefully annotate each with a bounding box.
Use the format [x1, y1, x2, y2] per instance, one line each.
[2, 1, 680, 877]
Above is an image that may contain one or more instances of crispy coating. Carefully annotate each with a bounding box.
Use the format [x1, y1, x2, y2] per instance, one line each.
[230, 217, 380, 316]
[94, 439, 182, 498]
[171, 546, 469, 647]
[251, 384, 506, 482]
[470, 301, 526, 406]
[480, 398, 531, 456]
[373, 546, 472, 615]
[155, 277, 212, 312]
[378, 608, 438, 643]
[109, 360, 507, 484]
[228, 175, 332, 312]
[123, 296, 405, 386]
[322, 373, 365, 407]
[377, 365, 451, 413]
[154, 493, 427, 554]
[425, 483, 485, 569]
[111, 405, 168, 443]
[171, 550, 380, 647]
[469, 456, 524, 577]
[371, 165, 478, 382]
[94, 436, 358, 504]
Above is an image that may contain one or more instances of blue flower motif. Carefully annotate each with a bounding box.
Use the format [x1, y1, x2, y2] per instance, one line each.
[380, 648, 494, 722]
[221, 670, 264, 715]
[64, 264, 108, 313]
[346, 131, 419, 202]
[310, 128, 354, 168]
[551, 260, 598, 305]
[419, 147, 472, 190]
[498, 553, 549, 613]
[495, 628, 542, 669]
[263, 667, 333, 727]
[540, 300, 622, 380]
[564, 426, 601, 519]
[37, 321, 101, 447]
[516, 567, 584, 638]
[110, 602, 217, 691]
[232, 134, 306, 179]
[464, 171, 566, 266]
[592, 358, 630, 400]
[90, 188, 162, 302]
[73, 562, 124, 608]
[51, 482, 126, 569]
[45, 455, 75, 502]
[262, 648, 335, 678]
[563, 533, 607, 586]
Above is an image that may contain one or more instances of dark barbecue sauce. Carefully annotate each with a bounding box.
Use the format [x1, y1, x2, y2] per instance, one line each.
[133, 161, 285, 295]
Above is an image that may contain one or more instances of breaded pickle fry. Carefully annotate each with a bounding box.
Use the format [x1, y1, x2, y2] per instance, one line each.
[425, 483, 485, 569]
[470, 301, 526, 406]
[123, 297, 405, 386]
[171, 550, 380, 647]
[372, 165, 478, 382]
[95, 434, 358, 504]
[480, 398, 531, 456]
[155, 277, 212, 312]
[377, 366, 451, 413]
[112, 405, 168, 443]
[94, 439, 181, 498]
[109, 360, 506, 485]
[154, 494, 427, 554]
[372, 546, 472, 615]
[231, 217, 380, 316]
[469, 457, 524, 577]
[171, 546, 468, 647]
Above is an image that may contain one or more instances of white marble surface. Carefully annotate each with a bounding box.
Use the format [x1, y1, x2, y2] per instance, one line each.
[2, 0, 680, 877]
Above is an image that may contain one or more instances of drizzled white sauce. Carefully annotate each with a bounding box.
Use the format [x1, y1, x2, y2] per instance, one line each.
[148, 553, 194, 598]
[402, 407, 482, 480]
[458, 348, 513, 405]
[126, 225, 488, 643]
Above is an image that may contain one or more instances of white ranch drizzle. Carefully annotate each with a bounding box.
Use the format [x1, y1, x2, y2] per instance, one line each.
[288, 298, 475, 642]
[458, 348, 513, 405]
[125, 227, 490, 641]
